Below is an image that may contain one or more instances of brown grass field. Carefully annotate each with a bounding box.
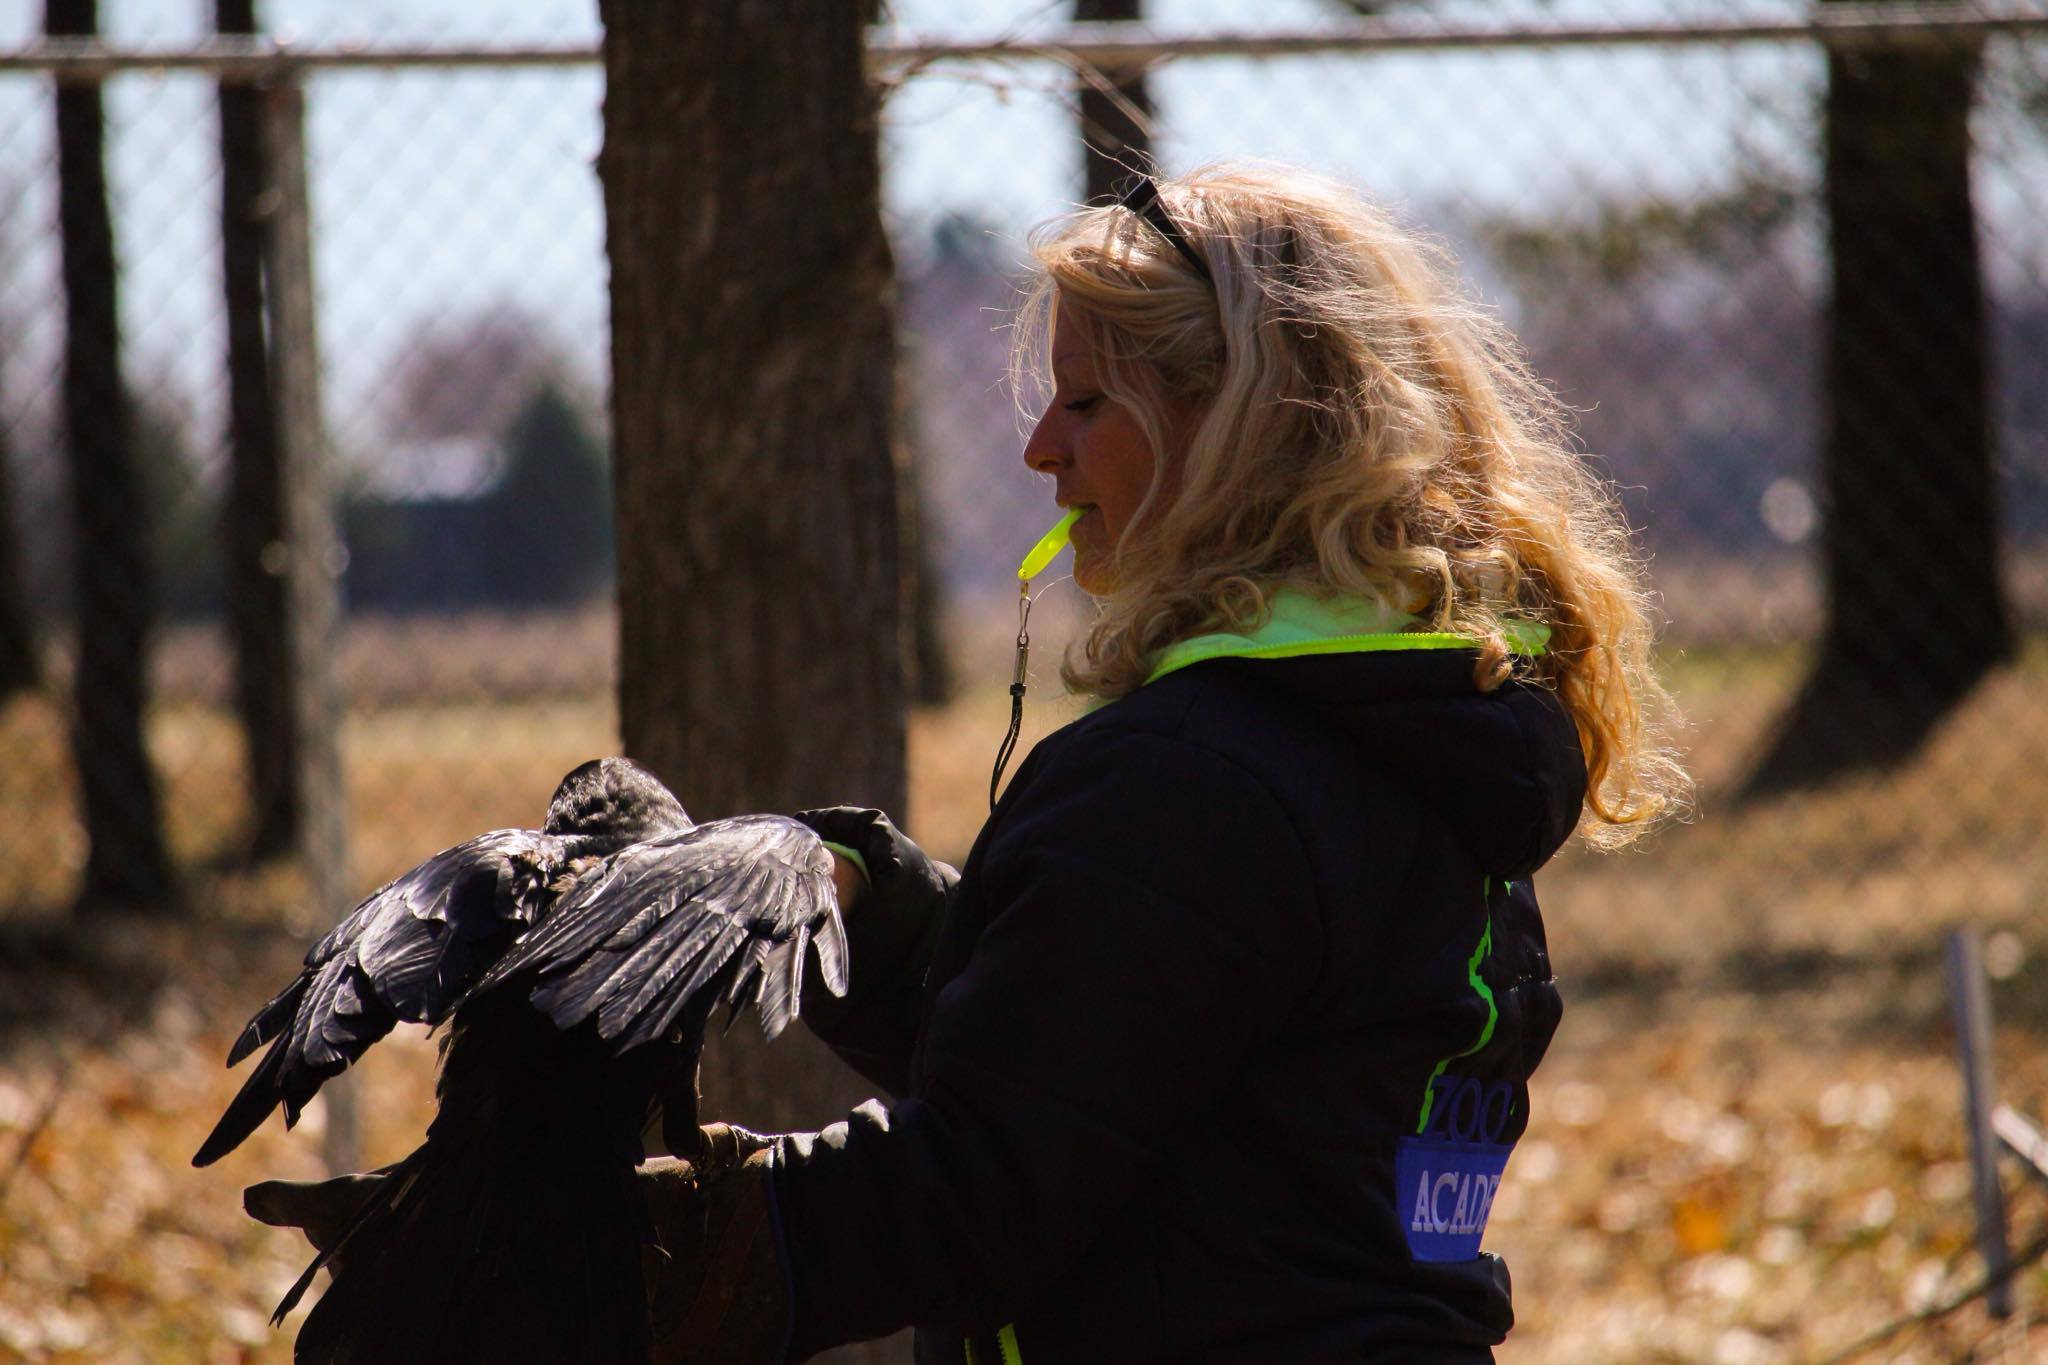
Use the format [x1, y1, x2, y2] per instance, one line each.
[0, 618, 2043, 1363]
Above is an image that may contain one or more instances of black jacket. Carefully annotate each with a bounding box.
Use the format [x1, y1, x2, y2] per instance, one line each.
[773, 644, 1584, 1364]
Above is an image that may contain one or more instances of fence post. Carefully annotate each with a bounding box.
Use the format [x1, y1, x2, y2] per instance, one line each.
[1946, 926, 2011, 1318]
[262, 74, 357, 1175]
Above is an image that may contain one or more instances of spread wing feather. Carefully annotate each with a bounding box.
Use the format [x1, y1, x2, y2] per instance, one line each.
[757, 921, 810, 1042]
[478, 814, 844, 1057]
[193, 828, 570, 1167]
[600, 914, 745, 1039]
[813, 908, 849, 998]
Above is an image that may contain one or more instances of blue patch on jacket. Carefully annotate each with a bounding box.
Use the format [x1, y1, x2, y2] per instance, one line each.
[1396, 1137, 1512, 1262]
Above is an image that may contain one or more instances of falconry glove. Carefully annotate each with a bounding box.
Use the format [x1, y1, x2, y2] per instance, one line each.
[791, 807, 956, 1096]
[642, 1122, 792, 1364]
[795, 807, 954, 923]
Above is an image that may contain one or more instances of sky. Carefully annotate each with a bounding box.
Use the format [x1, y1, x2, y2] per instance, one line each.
[0, 1, 2041, 479]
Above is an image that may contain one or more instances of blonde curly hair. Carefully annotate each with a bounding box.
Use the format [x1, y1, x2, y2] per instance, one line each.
[1014, 163, 1688, 845]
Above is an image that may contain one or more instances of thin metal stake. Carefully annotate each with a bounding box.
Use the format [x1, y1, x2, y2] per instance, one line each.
[1946, 927, 2011, 1319]
[264, 77, 356, 1175]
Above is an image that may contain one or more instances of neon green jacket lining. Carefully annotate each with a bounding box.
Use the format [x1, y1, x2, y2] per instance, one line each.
[1144, 589, 1548, 687]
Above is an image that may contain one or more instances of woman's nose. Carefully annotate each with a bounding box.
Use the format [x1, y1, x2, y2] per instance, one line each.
[1022, 408, 1068, 473]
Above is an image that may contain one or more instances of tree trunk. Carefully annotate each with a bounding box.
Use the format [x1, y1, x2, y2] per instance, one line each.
[217, 0, 298, 860]
[1076, 0, 1152, 202]
[1742, 17, 2010, 796]
[601, 0, 904, 852]
[601, 9, 907, 1355]
[598, 5, 905, 1350]
[50, 0, 173, 910]
[0, 412, 39, 696]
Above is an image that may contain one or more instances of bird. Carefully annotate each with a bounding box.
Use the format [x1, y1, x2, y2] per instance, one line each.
[193, 756, 848, 1363]
[191, 757, 680, 1169]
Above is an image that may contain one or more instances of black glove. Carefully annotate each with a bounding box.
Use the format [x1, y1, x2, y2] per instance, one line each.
[244, 1124, 793, 1365]
[794, 806, 956, 934]
[793, 808, 956, 1087]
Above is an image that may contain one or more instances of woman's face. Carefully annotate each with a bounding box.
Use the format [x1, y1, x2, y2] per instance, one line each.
[1022, 300, 1164, 595]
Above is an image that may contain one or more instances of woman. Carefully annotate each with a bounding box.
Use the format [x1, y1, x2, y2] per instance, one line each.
[739, 163, 1688, 1363]
[258, 164, 1684, 1363]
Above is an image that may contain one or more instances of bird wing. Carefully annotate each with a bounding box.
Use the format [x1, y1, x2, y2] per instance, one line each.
[473, 814, 847, 1056]
[193, 828, 570, 1167]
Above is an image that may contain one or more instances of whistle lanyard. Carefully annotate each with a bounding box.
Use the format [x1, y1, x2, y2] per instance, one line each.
[989, 508, 1082, 811]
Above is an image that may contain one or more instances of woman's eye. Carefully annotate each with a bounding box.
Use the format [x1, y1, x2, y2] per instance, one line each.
[1063, 396, 1101, 414]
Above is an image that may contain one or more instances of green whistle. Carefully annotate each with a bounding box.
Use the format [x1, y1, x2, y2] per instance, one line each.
[1018, 507, 1084, 582]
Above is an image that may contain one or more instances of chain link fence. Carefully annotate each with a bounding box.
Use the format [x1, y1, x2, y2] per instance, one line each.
[1, 2, 2045, 1360]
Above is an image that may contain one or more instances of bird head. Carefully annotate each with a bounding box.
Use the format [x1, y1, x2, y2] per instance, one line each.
[543, 757, 692, 853]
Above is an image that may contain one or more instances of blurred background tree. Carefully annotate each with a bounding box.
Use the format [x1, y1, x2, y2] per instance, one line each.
[49, 0, 172, 912]
[481, 382, 612, 606]
[339, 313, 611, 612]
[216, 0, 298, 861]
[0, 181, 38, 697]
[1476, 6, 2015, 798]
[0, 365, 37, 699]
[1745, 1, 2012, 794]
[0, 290, 37, 695]
[138, 386, 222, 621]
[1075, 0, 1153, 201]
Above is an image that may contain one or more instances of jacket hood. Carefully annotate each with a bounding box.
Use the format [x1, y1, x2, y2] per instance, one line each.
[1156, 592, 1587, 879]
